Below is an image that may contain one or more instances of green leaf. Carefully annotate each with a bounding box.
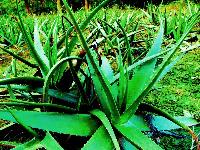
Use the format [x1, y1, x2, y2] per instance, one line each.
[115, 124, 163, 150]
[82, 126, 114, 150]
[0, 110, 98, 136]
[40, 132, 64, 150]
[90, 110, 120, 150]
[43, 56, 81, 102]
[16, 7, 49, 76]
[0, 47, 37, 68]
[120, 138, 137, 150]
[62, 0, 119, 120]
[13, 132, 64, 150]
[126, 24, 164, 109]
[120, 13, 199, 122]
[152, 116, 200, 131]
[0, 77, 44, 87]
[34, 20, 50, 71]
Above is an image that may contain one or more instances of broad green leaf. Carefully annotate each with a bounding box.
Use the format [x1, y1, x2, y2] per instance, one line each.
[115, 124, 163, 150]
[82, 126, 114, 150]
[34, 20, 50, 71]
[13, 132, 63, 150]
[100, 57, 115, 83]
[101, 57, 118, 100]
[0, 85, 79, 104]
[0, 110, 98, 136]
[120, 138, 137, 150]
[156, 52, 185, 82]
[62, 0, 119, 120]
[120, 13, 200, 123]
[86, 55, 119, 119]
[152, 116, 200, 131]
[90, 110, 120, 150]
[117, 49, 128, 110]
[43, 56, 81, 102]
[40, 132, 64, 150]
[126, 24, 164, 109]
[16, 5, 49, 76]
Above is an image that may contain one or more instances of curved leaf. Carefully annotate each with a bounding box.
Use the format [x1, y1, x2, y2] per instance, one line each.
[115, 123, 163, 150]
[62, 0, 119, 120]
[0, 110, 98, 136]
[0, 77, 44, 87]
[126, 24, 164, 109]
[43, 56, 81, 102]
[82, 126, 114, 150]
[90, 110, 120, 150]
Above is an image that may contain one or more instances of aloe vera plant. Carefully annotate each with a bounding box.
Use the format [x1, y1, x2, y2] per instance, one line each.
[0, 0, 199, 149]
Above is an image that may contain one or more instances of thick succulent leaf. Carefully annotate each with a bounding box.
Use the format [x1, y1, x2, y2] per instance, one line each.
[0, 110, 98, 136]
[13, 132, 63, 150]
[117, 51, 128, 110]
[0, 77, 44, 87]
[90, 110, 120, 150]
[100, 57, 115, 83]
[152, 116, 200, 131]
[156, 53, 185, 82]
[101, 57, 118, 100]
[40, 132, 64, 150]
[0, 47, 37, 68]
[12, 139, 41, 150]
[120, 138, 137, 150]
[43, 56, 80, 102]
[63, 0, 119, 120]
[127, 114, 199, 131]
[126, 25, 164, 109]
[86, 55, 119, 119]
[120, 13, 199, 122]
[115, 124, 163, 150]
[82, 126, 114, 150]
[34, 20, 50, 70]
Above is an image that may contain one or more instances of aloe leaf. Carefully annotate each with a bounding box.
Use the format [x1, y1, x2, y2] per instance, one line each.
[126, 113, 199, 132]
[101, 57, 118, 100]
[117, 50, 128, 110]
[0, 77, 44, 86]
[0, 47, 37, 68]
[115, 124, 163, 150]
[43, 56, 81, 102]
[116, 20, 132, 65]
[152, 116, 199, 131]
[0, 85, 79, 103]
[62, 0, 119, 120]
[12, 139, 40, 150]
[0, 100, 75, 112]
[111, 49, 172, 84]
[57, 0, 111, 50]
[0, 110, 98, 136]
[6, 107, 39, 138]
[0, 141, 20, 148]
[13, 132, 63, 150]
[90, 110, 120, 150]
[120, 138, 137, 150]
[156, 52, 185, 82]
[34, 20, 50, 70]
[121, 13, 199, 122]
[16, 4, 49, 76]
[126, 24, 164, 109]
[82, 126, 114, 150]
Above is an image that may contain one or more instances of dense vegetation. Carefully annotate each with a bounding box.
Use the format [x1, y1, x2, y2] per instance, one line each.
[0, 0, 199, 149]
